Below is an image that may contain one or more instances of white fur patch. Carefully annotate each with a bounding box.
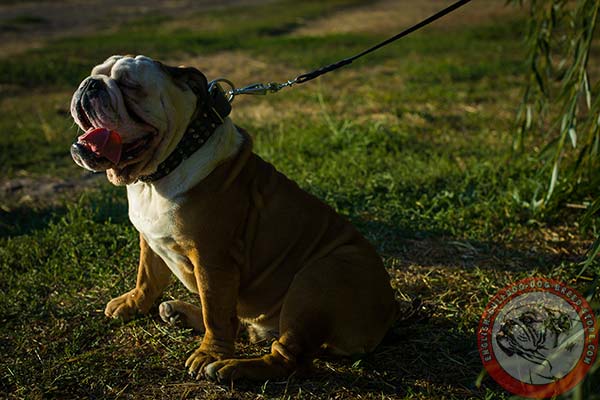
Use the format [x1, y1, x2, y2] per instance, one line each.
[127, 118, 243, 291]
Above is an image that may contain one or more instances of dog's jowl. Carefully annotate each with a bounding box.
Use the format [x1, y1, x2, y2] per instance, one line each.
[70, 55, 399, 381]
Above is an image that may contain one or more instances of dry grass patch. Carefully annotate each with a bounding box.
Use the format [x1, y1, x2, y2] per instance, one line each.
[293, 0, 522, 37]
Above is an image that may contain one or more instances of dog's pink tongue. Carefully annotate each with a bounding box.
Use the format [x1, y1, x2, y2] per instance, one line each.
[78, 127, 122, 164]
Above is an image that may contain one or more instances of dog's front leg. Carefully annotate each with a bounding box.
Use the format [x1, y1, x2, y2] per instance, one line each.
[185, 250, 239, 379]
[105, 233, 171, 320]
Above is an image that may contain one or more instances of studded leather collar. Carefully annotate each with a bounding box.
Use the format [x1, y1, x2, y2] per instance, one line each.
[138, 85, 231, 183]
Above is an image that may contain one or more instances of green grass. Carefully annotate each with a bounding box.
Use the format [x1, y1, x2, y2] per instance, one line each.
[1, 0, 599, 399]
[0, 0, 364, 90]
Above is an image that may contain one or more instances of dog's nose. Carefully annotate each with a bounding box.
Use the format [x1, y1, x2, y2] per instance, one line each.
[71, 142, 114, 172]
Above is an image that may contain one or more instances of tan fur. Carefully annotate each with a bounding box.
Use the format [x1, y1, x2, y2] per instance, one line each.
[107, 131, 398, 381]
[75, 56, 398, 382]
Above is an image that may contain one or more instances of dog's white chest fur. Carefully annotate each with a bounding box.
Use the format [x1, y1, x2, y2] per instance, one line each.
[126, 119, 242, 293]
[127, 183, 199, 292]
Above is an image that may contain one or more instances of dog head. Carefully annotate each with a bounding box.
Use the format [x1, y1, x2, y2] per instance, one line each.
[70, 55, 208, 185]
[496, 304, 573, 364]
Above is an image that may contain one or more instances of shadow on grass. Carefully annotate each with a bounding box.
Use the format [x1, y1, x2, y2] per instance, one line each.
[169, 314, 493, 399]
[0, 185, 582, 399]
[0, 181, 129, 239]
[358, 218, 585, 274]
[0, 205, 65, 238]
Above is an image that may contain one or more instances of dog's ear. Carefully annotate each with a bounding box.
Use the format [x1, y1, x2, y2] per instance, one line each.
[160, 63, 209, 96]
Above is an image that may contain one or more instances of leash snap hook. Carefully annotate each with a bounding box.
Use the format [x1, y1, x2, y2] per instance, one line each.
[216, 79, 298, 103]
[236, 82, 272, 96]
[234, 81, 295, 96]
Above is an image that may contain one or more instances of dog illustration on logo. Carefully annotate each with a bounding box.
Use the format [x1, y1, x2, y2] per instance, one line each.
[495, 303, 581, 384]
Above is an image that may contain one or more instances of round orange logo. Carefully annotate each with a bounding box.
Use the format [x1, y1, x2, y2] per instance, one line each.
[478, 277, 598, 398]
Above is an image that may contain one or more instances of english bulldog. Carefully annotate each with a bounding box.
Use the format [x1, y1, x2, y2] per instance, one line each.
[495, 304, 580, 383]
[70, 55, 399, 381]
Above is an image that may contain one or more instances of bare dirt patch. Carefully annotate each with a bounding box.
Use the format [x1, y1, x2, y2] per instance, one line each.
[0, 172, 105, 210]
[293, 0, 522, 36]
[174, 51, 412, 124]
[0, 0, 273, 56]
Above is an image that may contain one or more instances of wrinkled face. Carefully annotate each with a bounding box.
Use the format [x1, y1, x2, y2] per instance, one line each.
[70, 55, 205, 185]
[496, 306, 572, 357]
[497, 309, 547, 354]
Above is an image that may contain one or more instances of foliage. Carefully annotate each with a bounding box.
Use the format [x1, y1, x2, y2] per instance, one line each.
[512, 0, 600, 208]
[509, 1, 600, 398]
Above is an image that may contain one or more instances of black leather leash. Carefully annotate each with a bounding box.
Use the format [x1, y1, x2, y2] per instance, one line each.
[141, 0, 472, 182]
[210, 0, 473, 101]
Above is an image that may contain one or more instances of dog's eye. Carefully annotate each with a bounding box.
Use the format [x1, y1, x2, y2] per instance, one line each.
[118, 79, 141, 91]
[521, 316, 534, 324]
[115, 73, 141, 91]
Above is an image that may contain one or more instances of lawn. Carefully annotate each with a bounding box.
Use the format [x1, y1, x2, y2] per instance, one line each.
[0, 0, 598, 399]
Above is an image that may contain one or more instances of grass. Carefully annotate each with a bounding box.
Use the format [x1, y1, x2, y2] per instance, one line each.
[1, 0, 599, 399]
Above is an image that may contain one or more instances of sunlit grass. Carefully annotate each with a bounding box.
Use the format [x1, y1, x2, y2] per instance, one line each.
[0, 0, 597, 399]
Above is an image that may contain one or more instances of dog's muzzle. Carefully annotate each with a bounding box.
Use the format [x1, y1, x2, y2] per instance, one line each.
[71, 141, 114, 171]
[73, 78, 109, 128]
[71, 78, 120, 171]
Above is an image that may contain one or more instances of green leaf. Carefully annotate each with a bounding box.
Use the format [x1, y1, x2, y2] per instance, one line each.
[526, 104, 533, 130]
[533, 61, 547, 95]
[546, 161, 559, 201]
[578, 235, 600, 277]
[582, 197, 600, 224]
[475, 368, 487, 389]
[569, 127, 577, 148]
[584, 72, 592, 109]
[561, 114, 568, 133]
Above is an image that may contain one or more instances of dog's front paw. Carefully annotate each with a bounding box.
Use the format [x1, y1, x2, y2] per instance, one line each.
[185, 348, 227, 379]
[204, 354, 294, 382]
[104, 289, 146, 320]
[204, 359, 242, 382]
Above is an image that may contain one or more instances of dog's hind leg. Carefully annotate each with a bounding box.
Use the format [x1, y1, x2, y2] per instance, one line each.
[204, 250, 397, 381]
[159, 300, 205, 332]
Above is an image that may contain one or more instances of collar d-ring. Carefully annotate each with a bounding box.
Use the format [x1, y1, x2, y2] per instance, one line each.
[209, 78, 236, 103]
